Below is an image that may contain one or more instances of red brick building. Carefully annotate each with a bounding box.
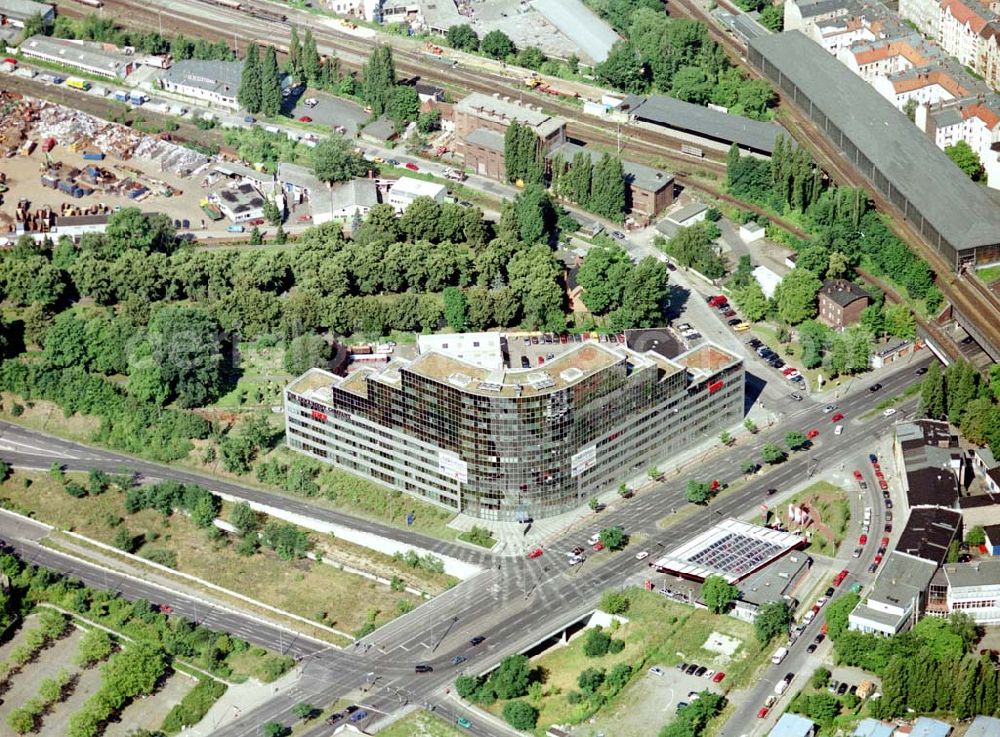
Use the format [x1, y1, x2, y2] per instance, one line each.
[817, 279, 870, 330]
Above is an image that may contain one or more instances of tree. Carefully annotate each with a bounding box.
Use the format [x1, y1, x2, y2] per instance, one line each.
[417, 109, 442, 133]
[754, 600, 791, 643]
[600, 591, 630, 615]
[759, 2, 783, 30]
[502, 700, 538, 730]
[6, 708, 34, 735]
[283, 334, 332, 375]
[823, 592, 859, 639]
[302, 29, 321, 84]
[612, 257, 669, 329]
[884, 302, 916, 339]
[312, 135, 369, 183]
[919, 362, 947, 419]
[446, 24, 479, 51]
[599, 527, 626, 551]
[577, 667, 606, 695]
[589, 154, 626, 222]
[230, 501, 259, 537]
[238, 43, 262, 113]
[968, 526, 987, 545]
[701, 574, 738, 613]
[734, 280, 768, 322]
[442, 287, 469, 331]
[481, 29, 515, 59]
[113, 526, 136, 553]
[810, 667, 831, 689]
[744, 418, 757, 433]
[75, 628, 114, 667]
[132, 306, 225, 408]
[945, 140, 986, 182]
[719, 430, 732, 446]
[774, 268, 822, 324]
[103, 208, 177, 255]
[784, 431, 808, 451]
[388, 85, 420, 126]
[582, 627, 614, 657]
[491, 655, 532, 699]
[262, 722, 288, 737]
[685, 479, 711, 504]
[293, 703, 315, 719]
[596, 41, 648, 94]
[260, 46, 282, 117]
[361, 45, 396, 116]
[576, 244, 632, 314]
[761, 442, 787, 464]
[504, 121, 543, 186]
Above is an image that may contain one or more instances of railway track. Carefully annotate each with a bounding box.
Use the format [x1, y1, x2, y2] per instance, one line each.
[669, 0, 1000, 358]
[59, 0, 732, 177]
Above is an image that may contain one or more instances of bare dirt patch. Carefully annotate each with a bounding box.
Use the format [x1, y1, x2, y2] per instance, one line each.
[103, 671, 195, 737]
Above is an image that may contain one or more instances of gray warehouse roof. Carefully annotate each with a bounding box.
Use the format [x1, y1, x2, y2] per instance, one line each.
[531, 0, 620, 63]
[623, 94, 783, 154]
[749, 30, 1000, 251]
[162, 59, 244, 97]
[0, 0, 54, 23]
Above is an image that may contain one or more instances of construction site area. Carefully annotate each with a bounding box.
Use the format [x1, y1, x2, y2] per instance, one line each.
[0, 92, 245, 242]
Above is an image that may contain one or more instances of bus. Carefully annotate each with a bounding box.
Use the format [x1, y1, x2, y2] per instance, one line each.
[66, 78, 92, 91]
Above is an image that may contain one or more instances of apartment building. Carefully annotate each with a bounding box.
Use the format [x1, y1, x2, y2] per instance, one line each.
[284, 338, 744, 521]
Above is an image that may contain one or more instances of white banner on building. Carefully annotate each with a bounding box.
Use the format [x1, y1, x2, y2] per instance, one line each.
[571, 445, 598, 478]
[438, 450, 468, 483]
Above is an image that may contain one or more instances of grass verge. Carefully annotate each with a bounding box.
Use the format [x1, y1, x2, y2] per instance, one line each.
[779, 480, 850, 557]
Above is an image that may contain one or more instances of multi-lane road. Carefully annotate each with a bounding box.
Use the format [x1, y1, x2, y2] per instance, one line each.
[0, 349, 931, 735]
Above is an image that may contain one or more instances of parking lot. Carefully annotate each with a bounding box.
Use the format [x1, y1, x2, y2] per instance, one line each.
[503, 332, 627, 370]
[286, 90, 369, 135]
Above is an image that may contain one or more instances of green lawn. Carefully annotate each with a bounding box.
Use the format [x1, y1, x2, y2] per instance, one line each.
[481, 588, 766, 734]
[780, 481, 850, 557]
[376, 711, 469, 737]
[976, 263, 1000, 284]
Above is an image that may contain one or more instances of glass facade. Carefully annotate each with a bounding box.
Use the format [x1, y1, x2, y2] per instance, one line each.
[285, 342, 744, 521]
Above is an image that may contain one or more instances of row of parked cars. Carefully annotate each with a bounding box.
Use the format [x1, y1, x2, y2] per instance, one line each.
[326, 704, 369, 726]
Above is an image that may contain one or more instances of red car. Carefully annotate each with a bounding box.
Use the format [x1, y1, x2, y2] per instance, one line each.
[405, 162, 420, 171]
[159, 604, 173, 614]
[874, 554, 883, 564]
[834, 568, 849, 586]
[782, 367, 796, 376]
[527, 548, 543, 559]
[723, 309, 737, 318]
[757, 707, 770, 719]
[881, 536, 890, 546]
[853, 470, 864, 481]
[859, 534, 868, 545]
[708, 295, 727, 307]
[712, 671, 726, 683]
[806, 429, 819, 439]
[831, 412, 844, 422]
[879, 479, 889, 491]
[298, 115, 313, 123]
[593, 541, 605, 552]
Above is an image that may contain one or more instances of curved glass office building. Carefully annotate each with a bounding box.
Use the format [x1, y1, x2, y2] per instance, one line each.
[284, 335, 743, 521]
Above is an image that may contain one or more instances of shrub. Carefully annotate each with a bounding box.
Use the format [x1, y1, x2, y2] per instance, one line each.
[502, 700, 538, 730]
[599, 591, 630, 615]
[64, 481, 88, 498]
[583, 627, 612, 657]
[140, 547, 178, 569]
[161, 678, 228, 734]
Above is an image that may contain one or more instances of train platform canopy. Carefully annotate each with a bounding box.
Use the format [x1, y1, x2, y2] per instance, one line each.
[650, 518, 804, 583]
[749, 30, 1000, 256]
[622, 94, 784, 155]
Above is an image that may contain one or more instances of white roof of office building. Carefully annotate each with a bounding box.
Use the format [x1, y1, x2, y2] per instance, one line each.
[20, 35, 133, 76]
[418, 332, 504, 371]
[0, 0, 53, 22]
[650, 518, 804, 583]
[389, 176, 447, 200]
[749, 30, 1000, 251]
[531, 0, 620, 63]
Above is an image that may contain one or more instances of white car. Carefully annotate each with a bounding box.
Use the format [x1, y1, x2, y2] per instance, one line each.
[635, 551, 649, 560]
[649, 666, 666, 676]
[823, 404, 837, 413]
[587, 534, 601, 546]
[883, 408, 897, 417]
[835, 424, 844, 435]
[304, 97, 319, 107]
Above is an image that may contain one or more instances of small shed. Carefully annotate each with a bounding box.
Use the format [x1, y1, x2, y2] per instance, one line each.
[740, 220, 766, 242]
[752, 265, 783, 300]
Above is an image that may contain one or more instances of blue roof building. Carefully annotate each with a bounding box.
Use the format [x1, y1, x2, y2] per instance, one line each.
[768, 714, 817, 737]
[910, 717, 952, 737]
[853, 719, 894, 737]
[966, 716, 1000, 737]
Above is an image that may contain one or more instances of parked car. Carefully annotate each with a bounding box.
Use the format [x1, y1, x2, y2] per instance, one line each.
[735, 323, 751, 332]
[611, 231, 626, 240]
[853, 470, 864, 481]
[650, 666, 666, 676]
[757, 707, 770, 719]
[883, 408, 897, 417]
[859, 534, 868, 545]
[520, 356, 530, 368]
[592, 541, 605, 552]
[686, 664, 699, 674]
[712, 671, 726, 683]
[298, 115, 313, 123]
[695, 666, 707, 677]
[350, 710, 369, 723]
[837, 682, 849, 695]
[806, 643, 818, 653]
[790, 393, 803, 401]
[405, 162, 420, 171]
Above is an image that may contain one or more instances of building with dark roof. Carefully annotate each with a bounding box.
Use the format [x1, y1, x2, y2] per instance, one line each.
[896, 507, 962, 564]
[818, 279, 869, 329]
[894, 419, 963, 512]
[622, 94, 785, 156]
[985, 524, 1000, 555]
[849, 550, 938, 635]
[749, 30, 1000, 268]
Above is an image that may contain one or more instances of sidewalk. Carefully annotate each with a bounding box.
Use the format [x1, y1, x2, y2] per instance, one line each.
[188, 666, 304, 736]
